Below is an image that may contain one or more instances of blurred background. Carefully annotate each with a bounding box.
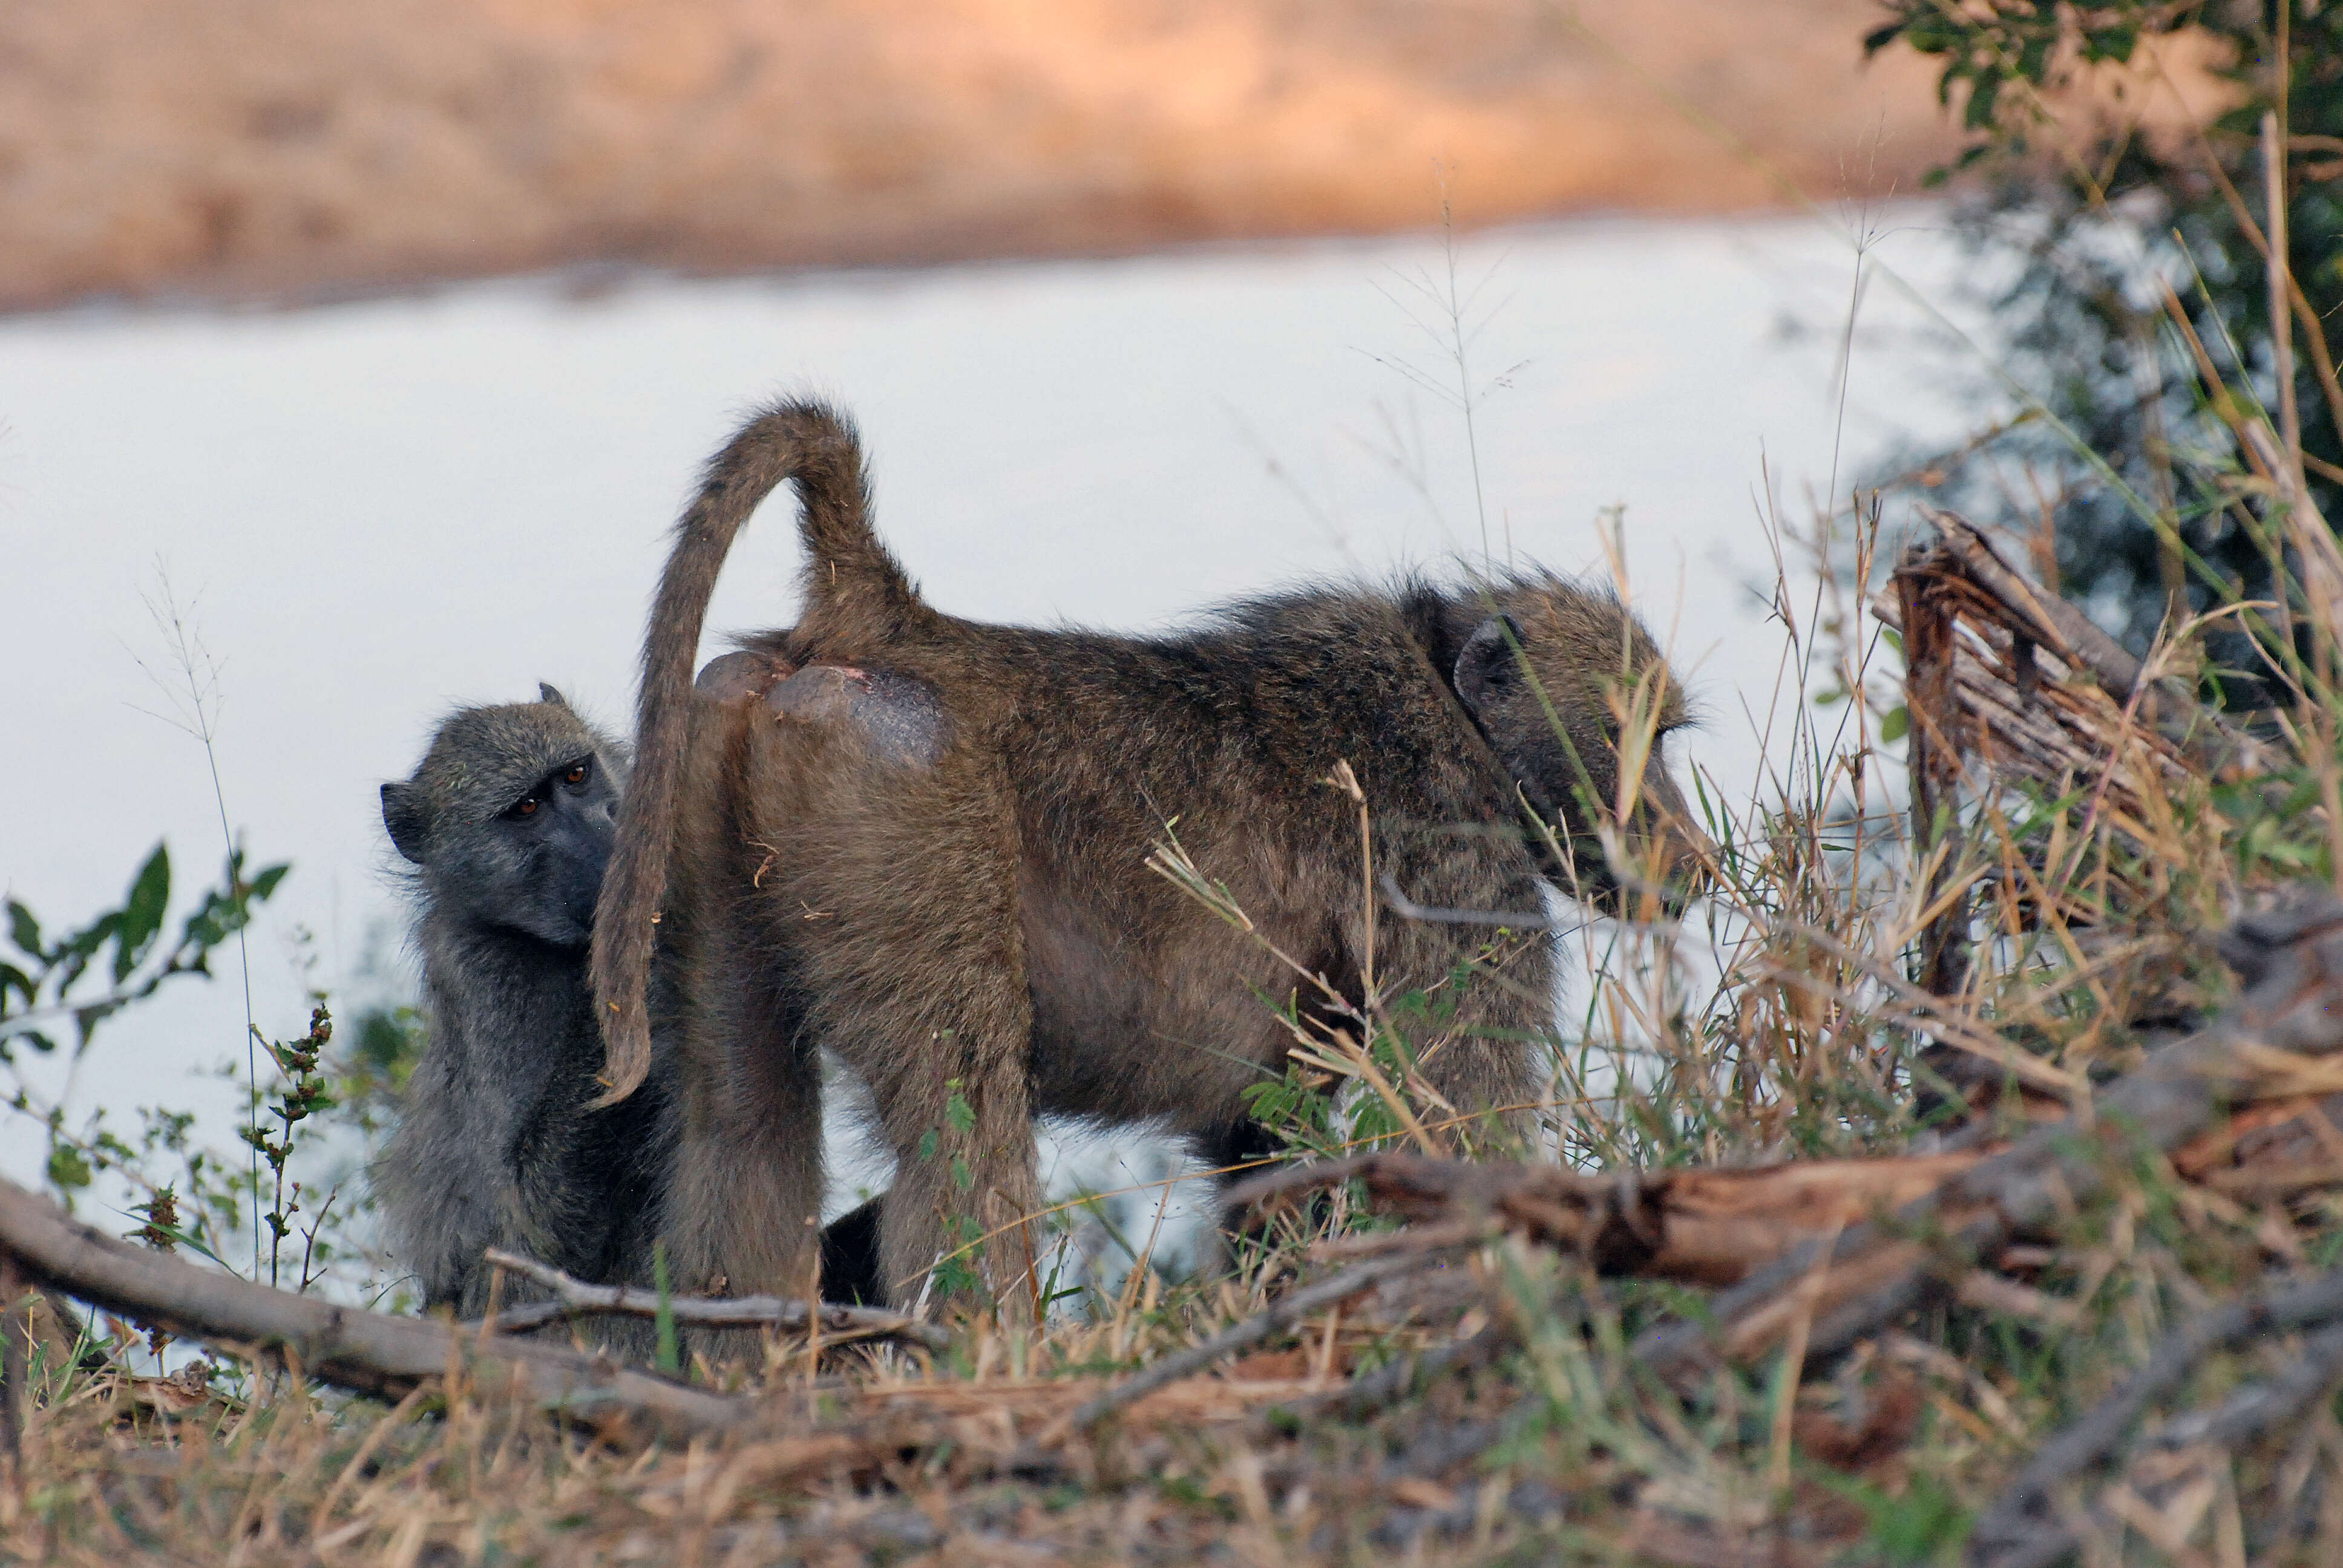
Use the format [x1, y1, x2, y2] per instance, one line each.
[5, 0, 2238, 1291]
[2, 0, 1960, 309]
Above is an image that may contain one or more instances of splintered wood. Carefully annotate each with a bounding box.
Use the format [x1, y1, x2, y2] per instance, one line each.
[1875, 509, 2273, 942]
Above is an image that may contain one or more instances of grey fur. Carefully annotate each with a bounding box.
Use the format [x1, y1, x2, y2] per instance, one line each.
[375, 688, 675, 1322]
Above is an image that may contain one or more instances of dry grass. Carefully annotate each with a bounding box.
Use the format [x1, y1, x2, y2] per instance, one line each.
[10, 480, 2343, 1566]
[14, 57, 2343, 1555]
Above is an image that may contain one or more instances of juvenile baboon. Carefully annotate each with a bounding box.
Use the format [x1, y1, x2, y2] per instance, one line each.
[376, 685, 670, 1319]
[595, 400, 1711, 1311]
[376, 680, 902, 1323]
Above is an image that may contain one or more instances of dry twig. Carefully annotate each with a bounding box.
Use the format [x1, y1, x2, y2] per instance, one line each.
[1634, 890, 2343, 1388]
[1969, 1266, 2343, 1568]
[476, 1248, 951, 1351]
[1066, 1249, 1454, 1432]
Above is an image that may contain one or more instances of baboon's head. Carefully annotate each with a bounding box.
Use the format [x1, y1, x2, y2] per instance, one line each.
[1449, 578, 1711, 910]
[382, 686, 626, 947]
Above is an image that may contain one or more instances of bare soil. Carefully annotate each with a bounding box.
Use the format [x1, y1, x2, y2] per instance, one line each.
[1, 0, 1965, 311]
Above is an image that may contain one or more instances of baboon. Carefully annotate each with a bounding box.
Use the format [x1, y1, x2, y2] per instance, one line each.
[594, 400, 1711, 1312]
[376, 685, 670, 1320]
[376, 682, 898, 1323]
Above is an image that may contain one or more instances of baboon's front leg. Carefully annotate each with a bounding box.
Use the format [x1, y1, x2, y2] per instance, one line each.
[1361, 842, 1550, 1157]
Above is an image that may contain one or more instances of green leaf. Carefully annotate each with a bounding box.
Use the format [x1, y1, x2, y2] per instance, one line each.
[114, 844, 171, 983]
[951, 1156, 973, 1192]
[1965, 72, 2002, 129]
[6, 900, 41, 960]
[651, 1243, 680, 1375]
[1881, 705, 1911, 743]
[250, 862, 290, 901]
[2083, 24, 2137, 63]
[917, 1129, 939, 1164]
[2016, 35, 2051, 85]
[47, 1145, 93, 1192]
[945, 1087, 975, 1137]
[62, 911, 116, 965]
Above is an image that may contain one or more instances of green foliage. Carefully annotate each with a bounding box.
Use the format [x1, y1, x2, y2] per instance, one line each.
[0, 841, 286, 1061]
[1, 843, 290, 1259]
[1869, 1, 2343, 665]
[1817, 1467, 1974, 1565]
[652, 1241, 680, 1375]
[239, 1004, 338, 1288]
[1, 841, 399, 1304]
[931, 1217, 986, 1300]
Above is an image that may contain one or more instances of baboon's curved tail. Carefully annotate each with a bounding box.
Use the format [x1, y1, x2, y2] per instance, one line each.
[592, 399, 924, 1103]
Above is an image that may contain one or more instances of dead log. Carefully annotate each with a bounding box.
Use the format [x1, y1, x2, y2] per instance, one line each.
[1968, 1266, 2343, 1568]
[1898, 533, 1974, 995]
[0, 1175, 749, 1443]
[1230, 891, 2343, 1402]
[1632, 889, 2343, 1389]
[1228, 1149, 1987, 1288]
[1912, 507, 2264, 774]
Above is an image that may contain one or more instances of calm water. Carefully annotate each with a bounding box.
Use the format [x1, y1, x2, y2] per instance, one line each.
[0, 209, 1994, 1240]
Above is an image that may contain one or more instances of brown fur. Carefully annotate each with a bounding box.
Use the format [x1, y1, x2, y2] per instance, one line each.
[595, 400, 1708, 1310]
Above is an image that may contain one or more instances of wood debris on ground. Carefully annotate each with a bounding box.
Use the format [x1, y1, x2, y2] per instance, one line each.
[7, 508, 2343, 1563]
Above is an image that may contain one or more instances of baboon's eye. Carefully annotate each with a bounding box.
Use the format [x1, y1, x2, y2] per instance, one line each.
[506, 797, 542, 820]
[559, 757, 593, 792]
[564, 765, 587, 786]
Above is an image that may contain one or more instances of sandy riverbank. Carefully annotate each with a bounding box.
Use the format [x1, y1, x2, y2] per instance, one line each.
[2, 0, 1962, 310]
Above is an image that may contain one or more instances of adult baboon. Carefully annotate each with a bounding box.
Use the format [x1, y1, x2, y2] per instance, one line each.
[376, 685, 670, 1320]
[595, 400, 1710, 1312]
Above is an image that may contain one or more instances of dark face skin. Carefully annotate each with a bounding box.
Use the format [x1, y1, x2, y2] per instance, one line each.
[1450, 596, 1708, 910]
[472, 753, 620, 946]
[387, 747, 621, 949]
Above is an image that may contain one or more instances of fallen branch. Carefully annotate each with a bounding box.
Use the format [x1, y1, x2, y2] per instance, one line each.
[2144, 1318, 2343, 1453]
[1968, 1265, 2343, 1568]
[1634, 890, 2343, 1389]
[1228, 1148, 1985, 1287]
[0, 1175, 748, 1443]
[477, 1249, 951, 1352]
[1065, 1249, 1452, 1432]
[1251, 1319, 1510, 1433]
[1, 1255, 25, 1469]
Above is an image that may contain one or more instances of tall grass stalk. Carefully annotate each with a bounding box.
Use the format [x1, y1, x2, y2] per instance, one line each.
[128, 574, 264, 1275]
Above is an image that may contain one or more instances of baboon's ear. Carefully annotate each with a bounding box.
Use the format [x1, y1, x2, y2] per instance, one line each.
[538, 682, 571, 708]
[381, 782, 430, 864]
[1453, 615, 1524, 718]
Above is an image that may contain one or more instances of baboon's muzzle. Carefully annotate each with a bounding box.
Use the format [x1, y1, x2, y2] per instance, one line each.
[1570, 777, 1716, 918]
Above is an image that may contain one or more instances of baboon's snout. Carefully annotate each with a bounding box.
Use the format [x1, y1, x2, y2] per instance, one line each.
[1574, 769, 1714, 918]
[1637, 773, 1716, 913]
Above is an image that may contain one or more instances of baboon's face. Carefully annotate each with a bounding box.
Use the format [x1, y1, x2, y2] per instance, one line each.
[1451, 582, 1710, 910]
[383, 701, 624, 948]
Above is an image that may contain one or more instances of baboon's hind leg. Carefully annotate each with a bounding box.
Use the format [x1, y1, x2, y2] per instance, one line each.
[791, 766, 1043, 1318]
[666, 912, 827, 1301]
[662, 707, 828, 1305]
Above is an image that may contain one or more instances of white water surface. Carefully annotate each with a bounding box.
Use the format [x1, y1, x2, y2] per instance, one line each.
[0, 209, 1996, 1263]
